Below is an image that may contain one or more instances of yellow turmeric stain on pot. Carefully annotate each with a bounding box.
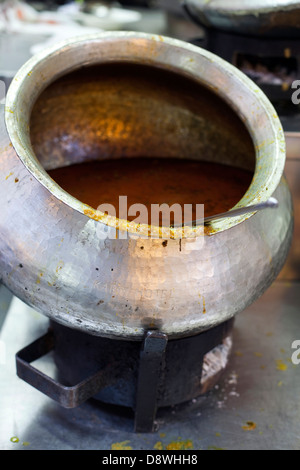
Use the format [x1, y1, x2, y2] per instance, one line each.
[203, 297, 206, 314]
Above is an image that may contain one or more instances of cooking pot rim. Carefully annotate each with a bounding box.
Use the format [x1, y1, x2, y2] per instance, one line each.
[4, 31, 286, 239]
[185, 0, 300, 15]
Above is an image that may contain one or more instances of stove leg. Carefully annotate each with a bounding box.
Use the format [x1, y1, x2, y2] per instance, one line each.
[134, 330, 168, 433]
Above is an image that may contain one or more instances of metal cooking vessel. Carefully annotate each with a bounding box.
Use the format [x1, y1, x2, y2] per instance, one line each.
[183, 0, 300, 37]
[0, 32, 293, 340]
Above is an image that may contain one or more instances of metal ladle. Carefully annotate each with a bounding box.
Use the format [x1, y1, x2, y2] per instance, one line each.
[173, 197, 279, 227]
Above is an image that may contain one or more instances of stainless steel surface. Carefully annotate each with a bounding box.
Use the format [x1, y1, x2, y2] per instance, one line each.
[0, 281, 299, 450]
[285, 133, 300, 160]
[278, 136, 300, 281]
[0, 32, 49, 76]
[0, 32, 293, 340]
[183, 0, 300, 36]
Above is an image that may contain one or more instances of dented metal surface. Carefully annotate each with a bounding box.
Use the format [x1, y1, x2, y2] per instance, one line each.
[0, 32, 293, 339]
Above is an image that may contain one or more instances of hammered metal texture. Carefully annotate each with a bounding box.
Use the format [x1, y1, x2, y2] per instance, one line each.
[0, 33, 294, 340]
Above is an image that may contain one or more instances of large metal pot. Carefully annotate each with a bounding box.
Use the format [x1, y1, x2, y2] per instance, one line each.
[0, 32, 293, 340]
[183, 0, 300, 37]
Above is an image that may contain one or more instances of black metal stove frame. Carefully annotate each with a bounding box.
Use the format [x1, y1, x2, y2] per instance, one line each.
[16, 318, 233, 433]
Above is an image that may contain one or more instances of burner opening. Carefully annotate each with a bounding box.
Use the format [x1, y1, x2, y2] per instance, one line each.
[235, 53, 298, 88]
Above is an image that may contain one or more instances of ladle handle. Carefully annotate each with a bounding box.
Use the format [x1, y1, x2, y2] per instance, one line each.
[201, 197, 279, 225]
[172, 197, 279, 228]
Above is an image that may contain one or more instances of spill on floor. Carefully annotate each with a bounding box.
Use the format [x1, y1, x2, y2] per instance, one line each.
[242, 421, 257, 431]
[276, 359, 288, 371]
[111, 440, 133, 450]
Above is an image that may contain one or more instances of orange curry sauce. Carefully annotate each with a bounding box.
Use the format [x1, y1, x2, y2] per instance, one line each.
[48, 158, 253, 225]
